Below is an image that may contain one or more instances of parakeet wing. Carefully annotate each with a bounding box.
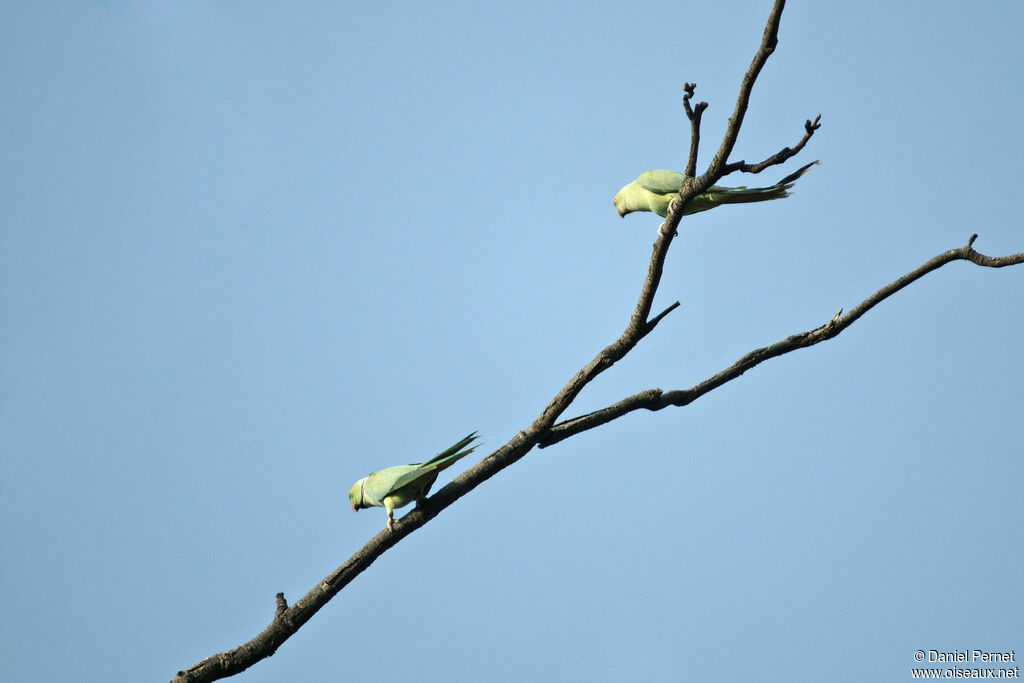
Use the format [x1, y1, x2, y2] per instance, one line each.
[385, 467, 438, 498]
[636, 170, 685, 195]
[386, 432, 479, 494]
[359, 465, 417, 504]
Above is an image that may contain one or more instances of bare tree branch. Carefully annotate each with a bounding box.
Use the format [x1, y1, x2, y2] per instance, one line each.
[170, 1, 1018, 680]
[538, 235, 1024, 447]
[664, 0, 818, 231]
[722, 114, 821, 176]
[703, 0, 787, 180]
[683, 82, 708, 178]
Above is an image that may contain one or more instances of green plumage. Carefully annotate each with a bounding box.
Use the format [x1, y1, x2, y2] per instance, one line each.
[349, 432, 479, 531]
[614, 161, 818, 218]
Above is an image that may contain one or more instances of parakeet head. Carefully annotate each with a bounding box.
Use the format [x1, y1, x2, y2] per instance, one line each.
[349, 478, 367, 511]
[613, 192, 628, 218]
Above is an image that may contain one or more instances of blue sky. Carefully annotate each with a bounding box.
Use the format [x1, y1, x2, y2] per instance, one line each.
[2, 2, 1022, 682]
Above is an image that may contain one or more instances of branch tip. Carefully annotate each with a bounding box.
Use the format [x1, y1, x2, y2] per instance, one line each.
[645, 301, 681, 332]
[968, 234, 978, 248]
[717, 114, 820, 179]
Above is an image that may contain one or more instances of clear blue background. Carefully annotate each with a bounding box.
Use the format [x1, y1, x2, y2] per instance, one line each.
[3, 2, 1022, 682]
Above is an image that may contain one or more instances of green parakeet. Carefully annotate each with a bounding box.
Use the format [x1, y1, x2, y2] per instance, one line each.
[614, 161, 818, 218]
[349, 432, 479, 531]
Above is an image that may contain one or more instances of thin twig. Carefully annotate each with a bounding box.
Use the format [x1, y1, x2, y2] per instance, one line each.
[644, 301, 682, 336]
[683, 82, 708, 178]
[722, 114, 821, 176]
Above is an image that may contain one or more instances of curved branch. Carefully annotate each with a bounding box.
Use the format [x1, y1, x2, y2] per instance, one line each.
[722, 114, 821, 176]
[538, 235, 1024, 448]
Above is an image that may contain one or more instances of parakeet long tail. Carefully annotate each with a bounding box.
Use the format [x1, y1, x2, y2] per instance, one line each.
[420, 432, 479, 471]
[705, 161, 819, 206]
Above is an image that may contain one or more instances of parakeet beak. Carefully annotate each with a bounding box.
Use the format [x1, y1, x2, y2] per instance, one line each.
[617, 209, 624, 218]
[351, 501, 358, 512]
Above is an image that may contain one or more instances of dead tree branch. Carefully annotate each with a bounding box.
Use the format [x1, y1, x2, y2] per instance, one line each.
[538, 234, 1024, 447]
[170, 1, 1019, 680]
[722, 114, 821, 176]
[683, 82, 708, 178]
